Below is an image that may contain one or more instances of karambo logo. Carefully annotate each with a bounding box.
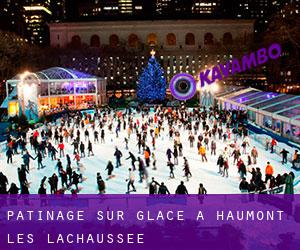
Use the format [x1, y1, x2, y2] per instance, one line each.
[169, 43, 281, 101]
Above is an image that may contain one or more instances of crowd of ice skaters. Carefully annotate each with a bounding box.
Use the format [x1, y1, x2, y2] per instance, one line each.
[0, 105, 297, 195]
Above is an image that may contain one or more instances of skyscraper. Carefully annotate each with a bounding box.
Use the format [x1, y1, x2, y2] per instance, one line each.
[23, 0, 52, 45]
[0, 0, 26, 37]
[119, 0, 133, 14]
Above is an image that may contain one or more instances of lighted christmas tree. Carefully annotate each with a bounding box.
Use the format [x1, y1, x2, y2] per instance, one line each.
[137, 50, 166, 102]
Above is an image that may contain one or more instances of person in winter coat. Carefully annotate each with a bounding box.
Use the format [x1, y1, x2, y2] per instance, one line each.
[231, 149, 241, 164]
[265, 162, 274, 183]
[270, 138, 277, 153]
[8, 183, 20, 194]
[284, 172, 294, 194]
[87, 140, 94, 156]
[237, 159, 247, 179]
[144, 149, 150, 167]
[175, 181, 188, 194]
[279, 148, 289, 164]
[251, 146, 258, 165]
[60, 169, 68, 188]
[168, 161, 175, 178]
[292, 150, 298, 168]
[35, 151, 45, 170]
[126, 152, 137, 170]
[79, 142, 85, 158]
[198, 183, 207, 194]
[126, 168, 136, 193]
[58, 142, 65, 157]
[239, 178, 249, 193]
[217, 155, 224, 175]
[173, 146, 179, 165]
[152, 152, 157, 170]
[211, 140, 216, 155]
[6, 148, 13, 164]
[114, 147, 123, 168]
[166, 148, 172, 162]
[97, 173, 106, 194]
[149, 177, 160, 194]
[48, 174, 58, 194]
[0, 172, 9, 194]
[105, 161, 114, 179]
[223, 159, 229, 178]
[72, 171, 80, 191]
[38, 177, 47, 195]
[183, 157, 192, 181]
[137, 157, 145, 183]
[254, 167, 262, 187]
[199, 145, 207, 162]
[158, 182, 170, 194]
[22, 151, 34, 171]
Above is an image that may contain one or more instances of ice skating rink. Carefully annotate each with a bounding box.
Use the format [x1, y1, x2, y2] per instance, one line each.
[0, 110, 299, 194]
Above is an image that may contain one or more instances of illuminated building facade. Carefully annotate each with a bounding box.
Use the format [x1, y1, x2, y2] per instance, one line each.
[49, 20, 258, 98]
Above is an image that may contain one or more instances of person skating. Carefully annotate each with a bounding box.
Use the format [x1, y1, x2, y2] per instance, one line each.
[217, 154, 224, 175]
[166, 148, 172, 162]
[114, 147, 123, 168]
[265, 162, 274, 183]
[251, 146, 258, 165]
[35, 150, 45, 170]
[270, 138, 277, 153]
[144, 148, 150, 167]
[38, 177, 47, 194]
[168, 161, 175, 179]
[231, 148, 241, 165]
[152, 152, 157, 170]
[100, 129, 105, 143]
[211, 140, 216, 156]
[58, 142, 65, 157]
[0, 172, 9, 194]
[87, 140, 94, 156]
[292, 150, 299, 168]
[48, 174, 58, 194]
[279, 148, 289, 165]
[8, 183, 20, 194]
[124, 137, 129, 150]
[173, 145, 179, 165]
[284, 172, 295, 194]
[97, 174, 106, 194]
[105, 161, 114, 180]
[6, 148, 13, 164]
[60, 169, 68, 188]
[84, 129, 89, 141]
[18, 165, 28, 187]
[22, 151, 34, 171]
[80, 141, 85, 158]
[137, 157, 145, 183]
[183, 157, 192, 181]
[72, 171, 80, 191]
[158, 182, 170, 194]
[94, 130, 99, 143]
[237, 159, 247, 179]
[126, 152, 137, 170]
[239, 178, 249, 193]
[199, 145, 207, 162]
[175, 181, 188, 194]
[149, 177, 160, 194]
[49, 145, 58, 161]
[198, 183, 207, 194]
[126, 168, 136, 193]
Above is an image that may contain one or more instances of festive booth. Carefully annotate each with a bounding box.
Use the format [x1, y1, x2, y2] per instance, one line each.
[2, 67, 107, 122]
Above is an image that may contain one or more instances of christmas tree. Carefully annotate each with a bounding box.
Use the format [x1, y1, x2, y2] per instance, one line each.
[137, 50, 166, 102]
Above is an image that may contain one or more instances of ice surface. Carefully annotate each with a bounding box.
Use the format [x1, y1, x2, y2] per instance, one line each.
[0, 111, 299, 194]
